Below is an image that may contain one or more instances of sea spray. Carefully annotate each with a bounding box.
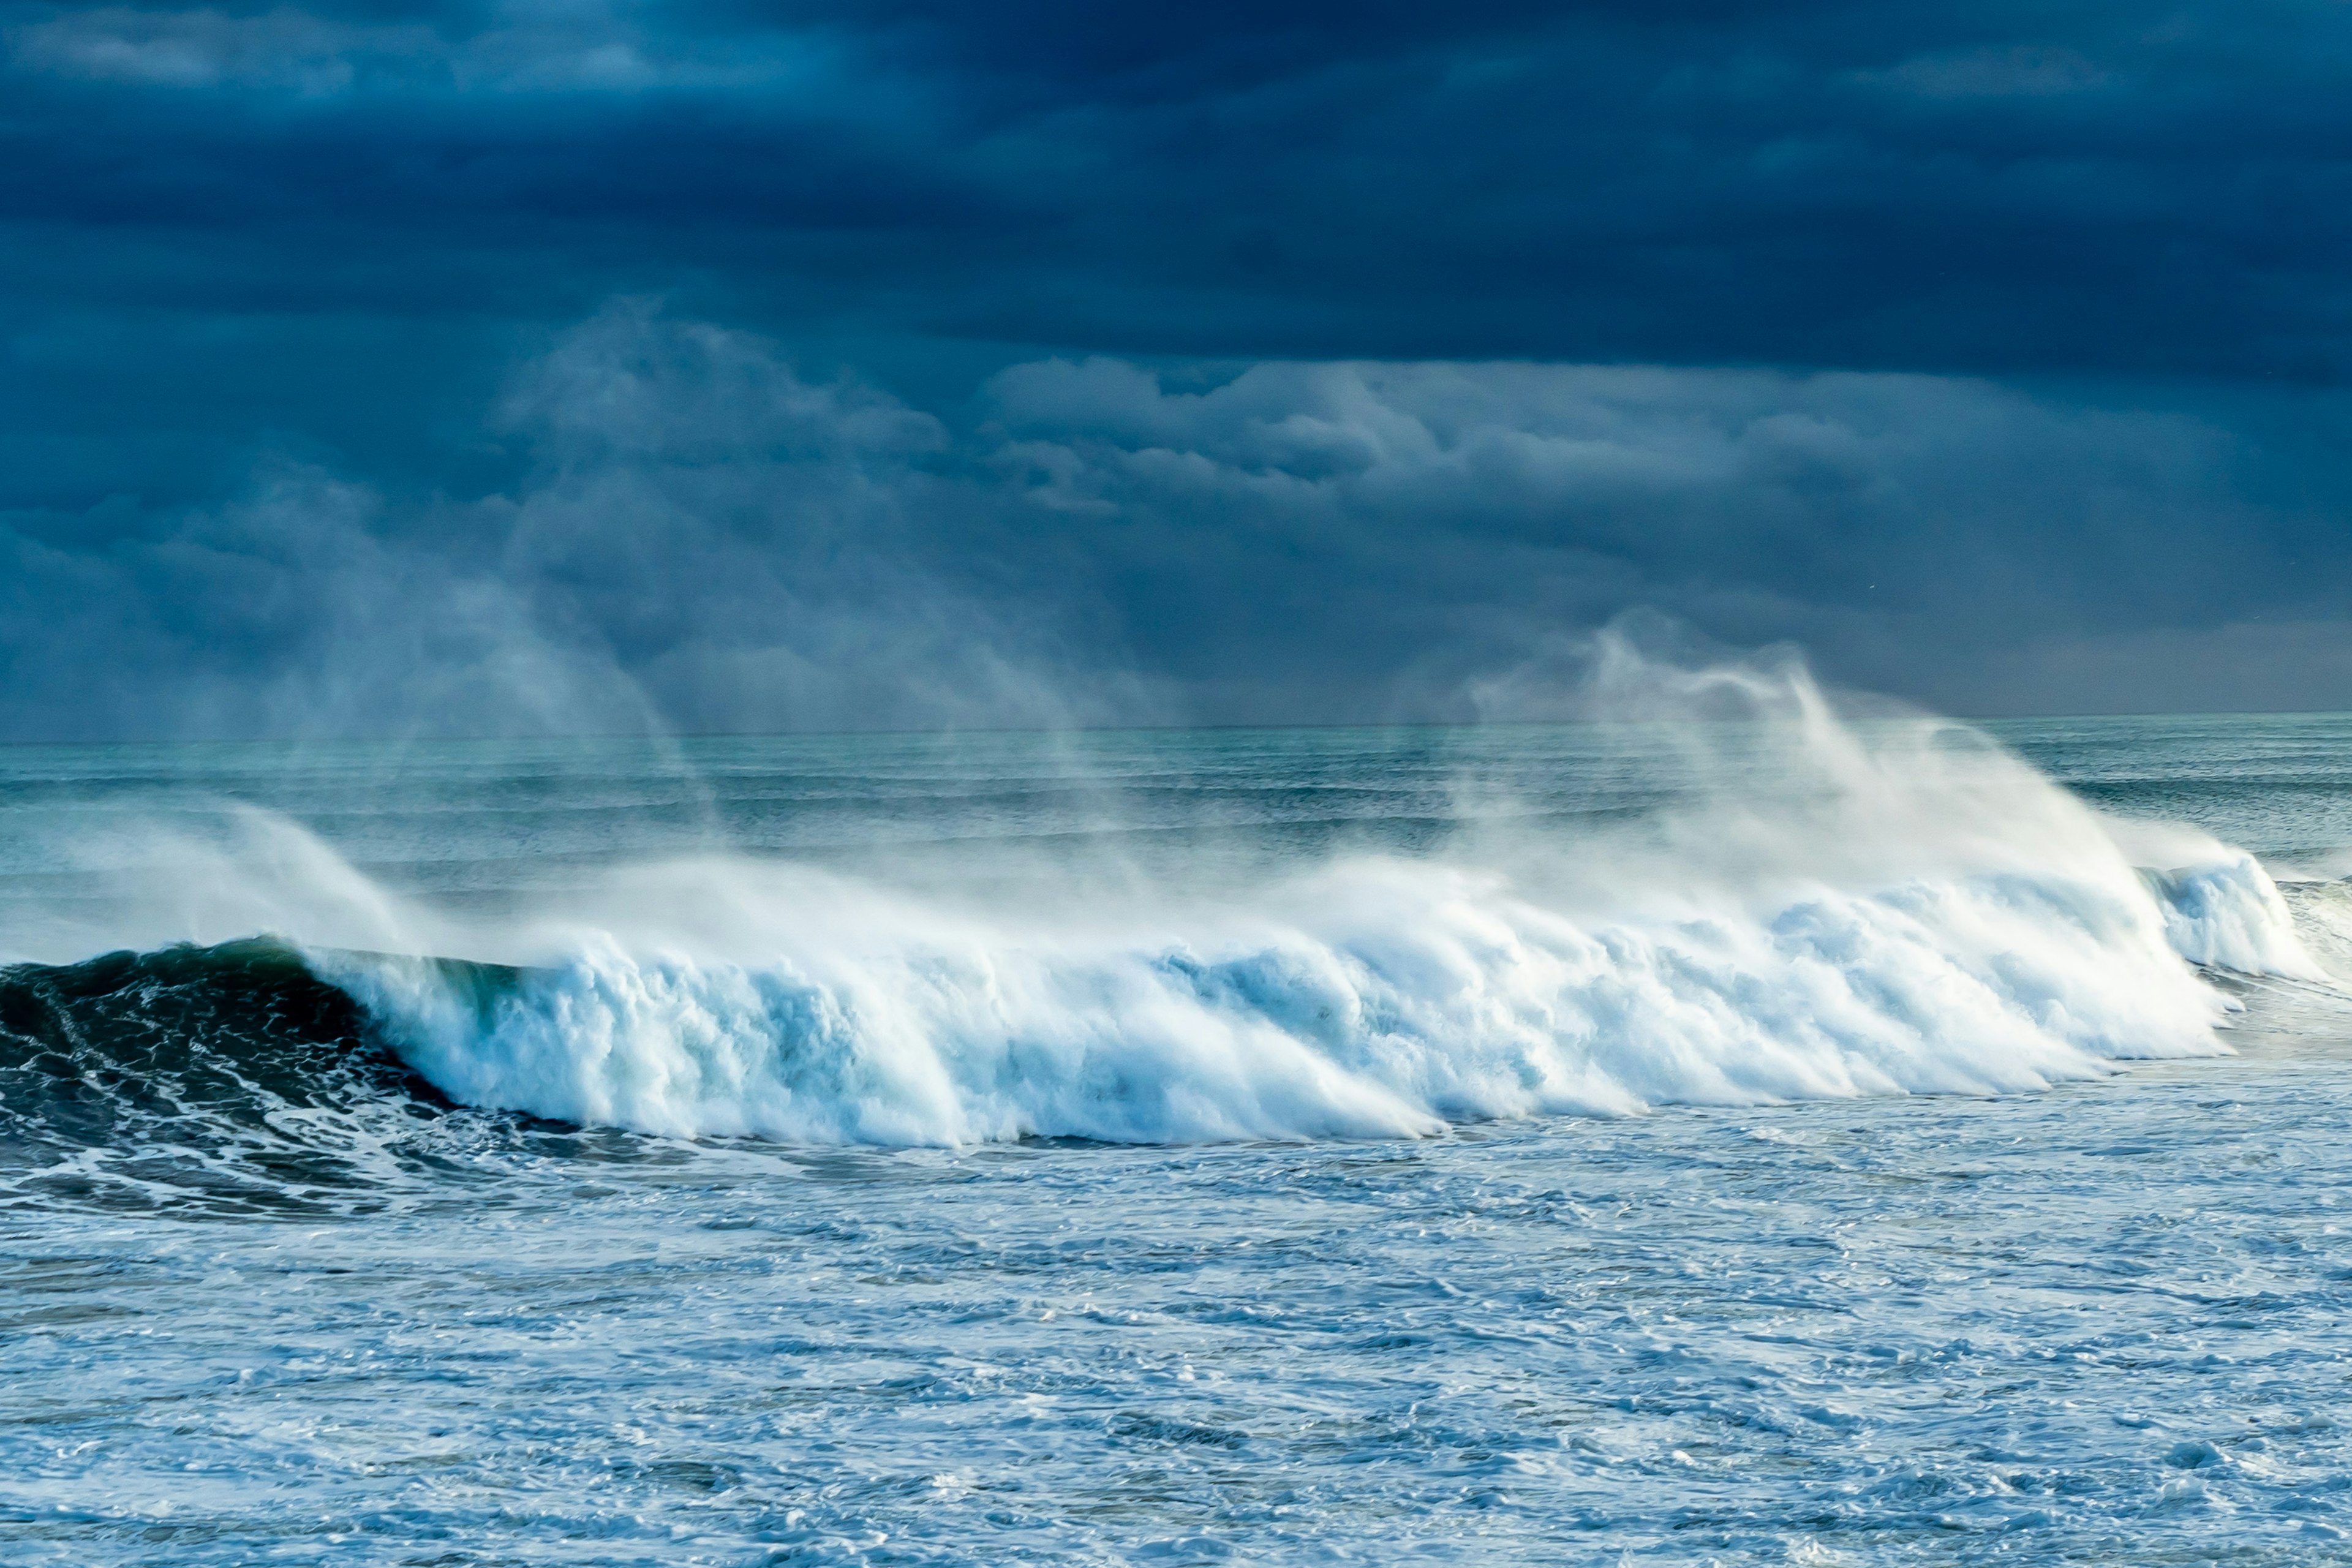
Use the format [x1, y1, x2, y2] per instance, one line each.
[298, 652, 2315, 1146]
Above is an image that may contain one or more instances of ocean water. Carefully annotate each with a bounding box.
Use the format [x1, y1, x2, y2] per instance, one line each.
[6, 686, 2352, 1564]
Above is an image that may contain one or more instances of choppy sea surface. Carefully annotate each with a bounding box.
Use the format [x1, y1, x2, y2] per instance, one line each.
[6, 704, 2352, 1564]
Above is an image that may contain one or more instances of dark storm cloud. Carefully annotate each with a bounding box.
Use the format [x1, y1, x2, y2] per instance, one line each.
[1, 3, 2350, 734]
[6, 1, 2348, 374]
[6, 306, 2348, 740]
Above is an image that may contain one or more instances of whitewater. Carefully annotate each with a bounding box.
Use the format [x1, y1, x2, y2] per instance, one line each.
[6, 662, 2352, 1562]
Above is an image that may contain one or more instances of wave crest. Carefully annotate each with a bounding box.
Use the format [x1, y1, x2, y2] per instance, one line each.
[17, 649, 2323, 1153]
[322, 835, 2300, 1147]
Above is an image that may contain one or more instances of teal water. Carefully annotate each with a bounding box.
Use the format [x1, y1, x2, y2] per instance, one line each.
[4, 709, 2352, 1563]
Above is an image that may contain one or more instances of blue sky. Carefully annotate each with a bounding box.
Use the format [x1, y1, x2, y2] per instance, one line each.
[4, 2, 2349, 737]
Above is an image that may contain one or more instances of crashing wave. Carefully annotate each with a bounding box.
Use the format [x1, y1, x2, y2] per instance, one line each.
[312, 658, 2316, 1146]
[7, 651, 2325, 1155]
[317, 844, 2301, 1148]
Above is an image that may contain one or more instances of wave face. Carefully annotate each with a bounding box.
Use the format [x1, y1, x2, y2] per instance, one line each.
[0, 940, 444, 1210]
[1, 657, 2326, 1158]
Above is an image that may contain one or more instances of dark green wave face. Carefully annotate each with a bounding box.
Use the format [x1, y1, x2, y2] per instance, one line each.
[0, 940, 429, 1214]
[0, 941, 606, 1217]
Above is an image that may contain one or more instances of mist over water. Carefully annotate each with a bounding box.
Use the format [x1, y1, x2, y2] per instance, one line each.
[0, 654, 2319, 1153]
[7, 660, 2352, 1562]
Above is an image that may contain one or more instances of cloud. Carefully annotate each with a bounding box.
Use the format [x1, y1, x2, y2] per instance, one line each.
[5, 8, 2345, 741]
[2, 1, 2346, 380]
[0, 306, 1168, 741]
[968, 353, 2349, 716]
[0, 460, 673, 741]
[1856, 45, 2115, 100]
[4, 304, 2345, 741]
[7, 6, 383, 94]
[2, 3, 840, 96]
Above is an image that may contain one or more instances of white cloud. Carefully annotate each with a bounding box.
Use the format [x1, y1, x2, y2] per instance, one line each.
[7, 6, 392, 94]
[4, 3, 835, 97]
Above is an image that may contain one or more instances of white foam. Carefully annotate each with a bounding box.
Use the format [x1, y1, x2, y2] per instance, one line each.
[308, 654, 2315, 1147]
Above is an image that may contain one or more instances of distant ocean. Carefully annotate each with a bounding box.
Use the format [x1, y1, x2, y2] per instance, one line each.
[7, 684, 2352, 1564]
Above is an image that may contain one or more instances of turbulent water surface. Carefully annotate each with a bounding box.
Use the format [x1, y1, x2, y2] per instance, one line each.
[5, 699, 2352, 1564]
